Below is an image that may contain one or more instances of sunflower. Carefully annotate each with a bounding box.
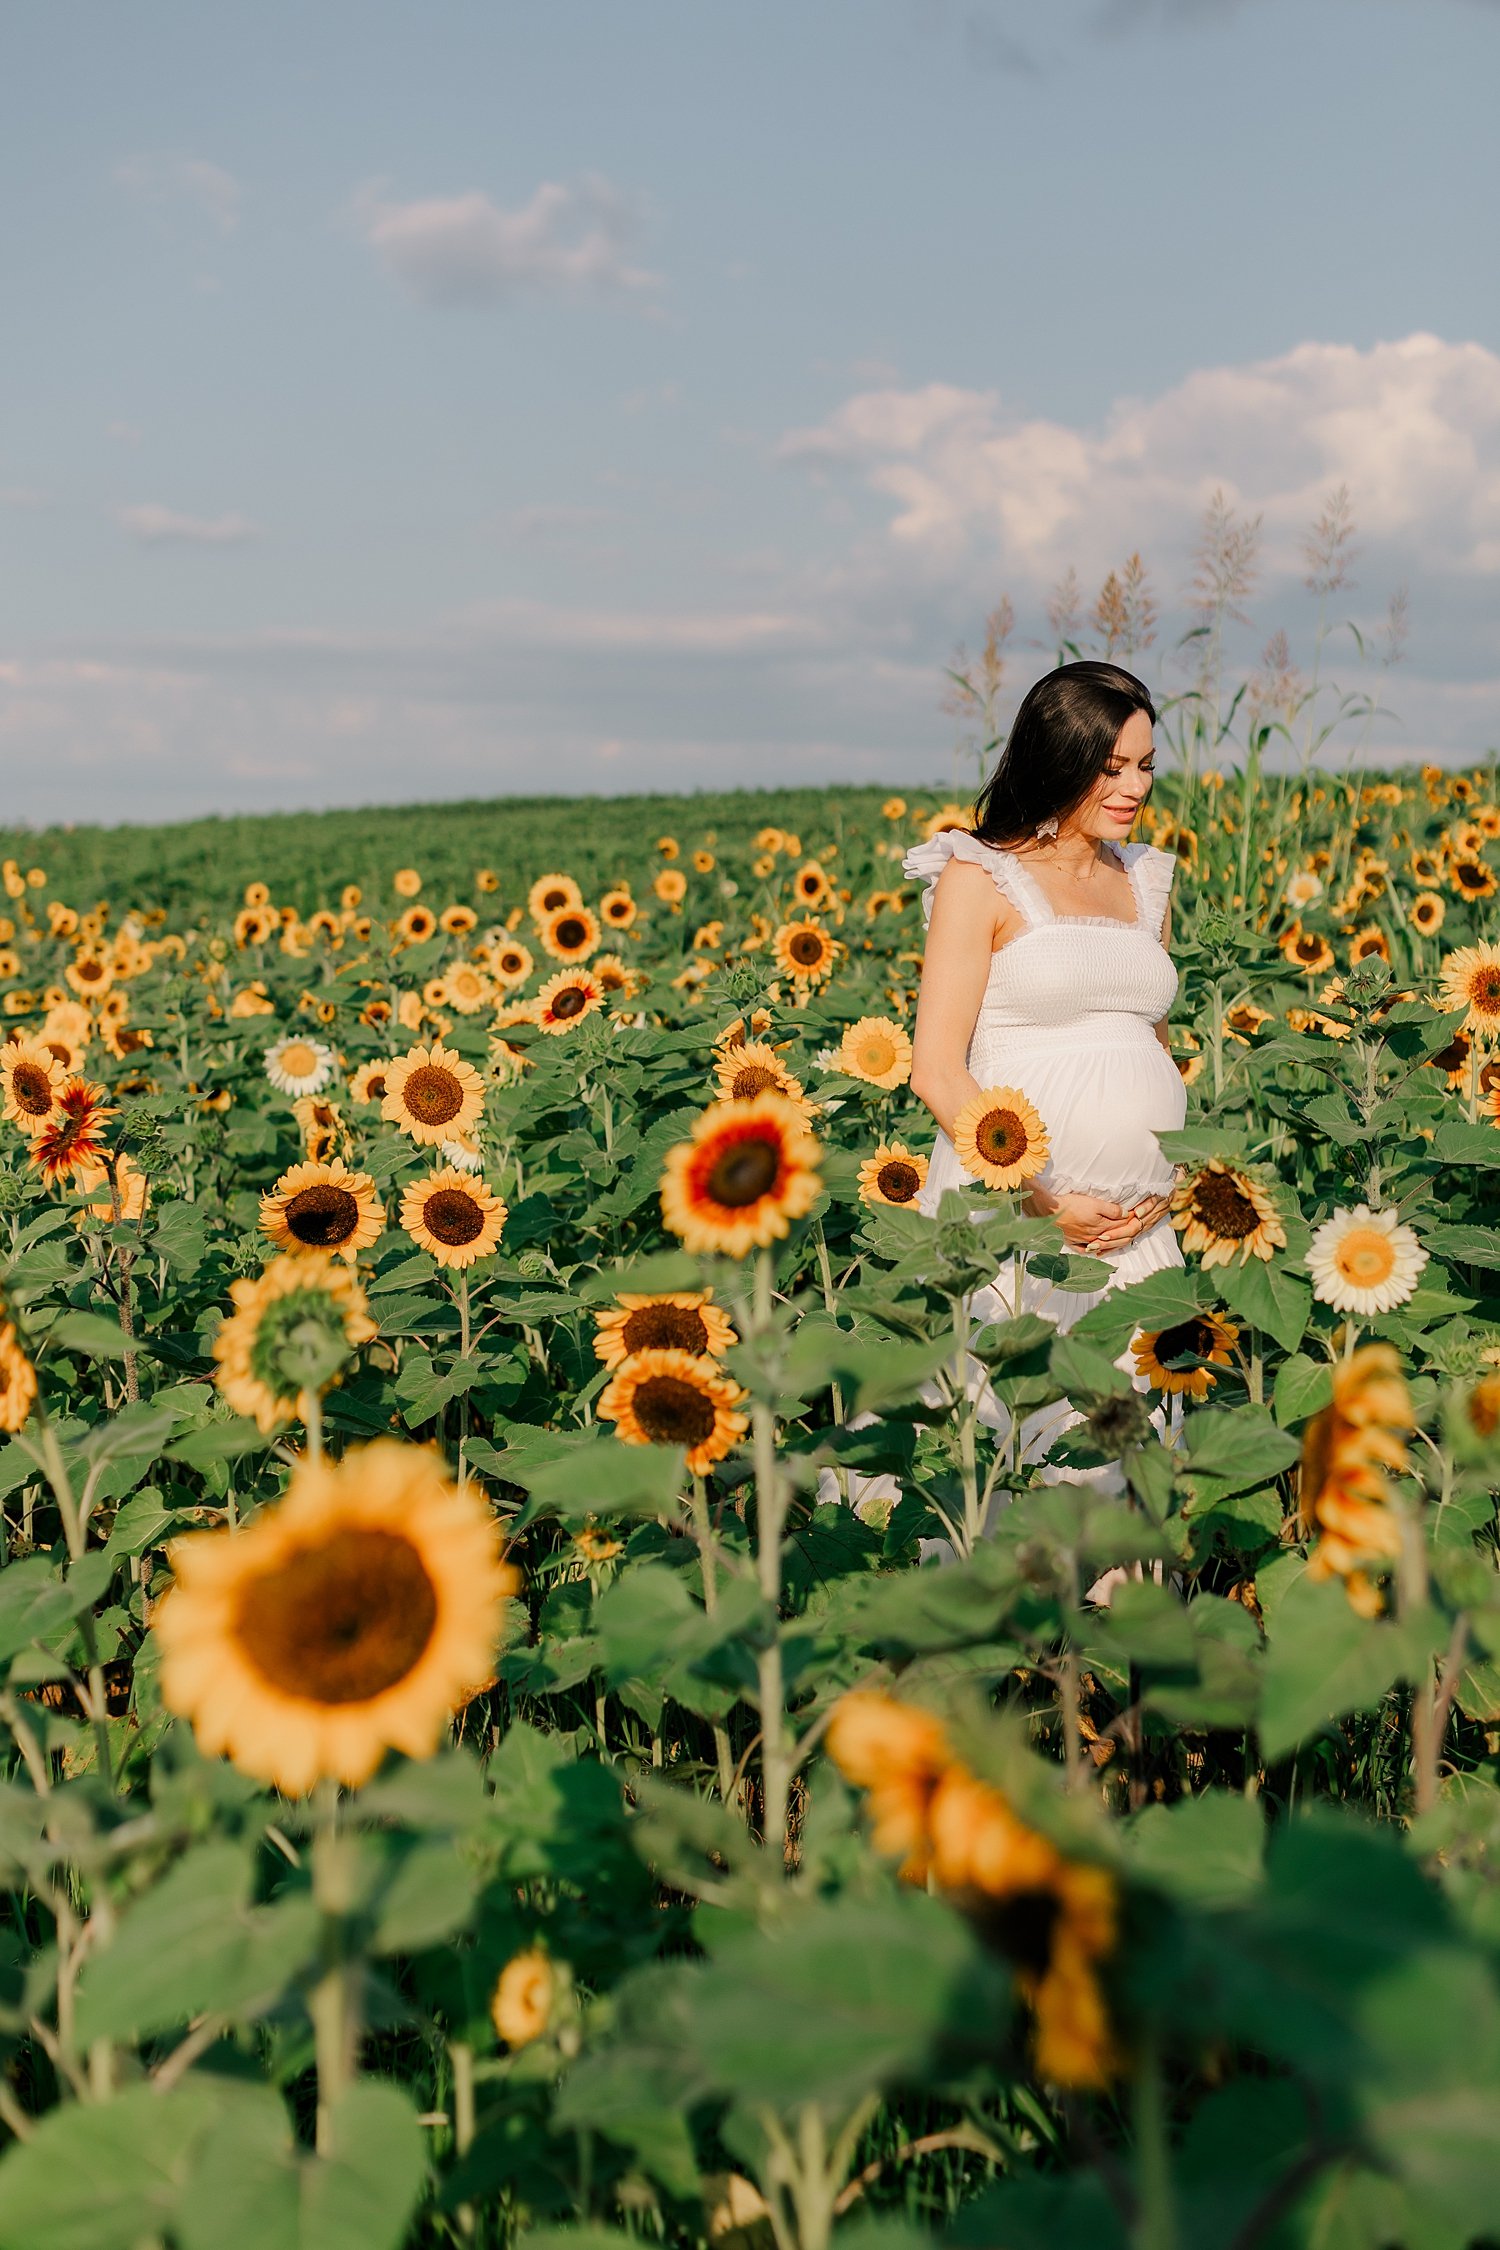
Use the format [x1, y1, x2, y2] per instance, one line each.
[528, 873, 584, 925]
[657, 835, 681, 859]
[838, 1015, 913, 1090]
[1305, 1204, 1429, 1316]
[244, 881, 271, 907]
[792, 861, 832, 908]
[348, 1060, 391, 1107]
[825, 1689, 1118, 2089]
[1131, 1310, 1240, 1398]
[0, 1039, 65, 1136]
[654, 869, 688, 907]
[1450, 858, 1498, 901]
[599, 887, 637, 931]
[0, 1321, 37, 1434]
[1280, 925, 1336, 975]
[442, 963, 492, 1014]
[1223, 1000, 1273, 1045]
[593, 1288, 738, 1370]
[392, 868, 422, 898]
[264, 1034, 337, 1097]
[713, 1010, 774, 1053]
[400, 1166, 508, 1269]
[660, 1091, 823, 1256]
[1408, 892, 1445, 936]
[952, 1086, 1050, 1192]
[438, 1130, 484, 1173]
[29, 1079, 115, 1186]
[772, 918, 839, 984]
[592, 952, 640, 998]
[43, 1000, 92, 1054]
[213, 1253, 377, 1431]
[597, 1347, 749, 1474]
[1298, 1343, 1413, 1615]
[396, 905, 439, 947]
[573, 1524, 624, 1564]
[1437, 941, 1500, 1044]
[535, 968, 604, 1034]
[491, 1949, 558, 2048]
[64, 949, 113, 1000]
[382, 1041, 486, 1145]
[857, 1140, 929, 1209]
[882, 797, 908, 820]
[292, 1095, 349, 1164]
[693, 849, 716, 874]
[229, 981, 276, 1018]
[491, 940, 534, 989]
[712, 1039, 804, 1106]
[156, 1439, 519, 1794]
[260, 1155, 386, 1261]
[234, 906, 278, 948]
[539, 903, 601, 964]
[1170, 1158, 1287, 1267]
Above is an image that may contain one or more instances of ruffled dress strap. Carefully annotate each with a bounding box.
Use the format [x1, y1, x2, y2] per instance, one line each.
[1122, 841, 1176, 942]
[900, 829, 1053, 931]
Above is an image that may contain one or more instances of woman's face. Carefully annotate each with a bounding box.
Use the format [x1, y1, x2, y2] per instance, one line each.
[1074, 709, 1156, 839]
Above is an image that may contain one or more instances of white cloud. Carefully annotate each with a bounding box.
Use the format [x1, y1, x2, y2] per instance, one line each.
[119, 505, 257, 547]
[352, 174, 662, 307]
[114, 153, 241, 232]
[776, 333, 1500, 589]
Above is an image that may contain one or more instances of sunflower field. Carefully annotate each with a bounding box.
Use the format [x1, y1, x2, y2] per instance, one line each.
[0, 755, 1496, 2250]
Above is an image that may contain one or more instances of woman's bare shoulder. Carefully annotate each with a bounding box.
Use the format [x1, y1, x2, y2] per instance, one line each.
[930, 855, 1024, 950]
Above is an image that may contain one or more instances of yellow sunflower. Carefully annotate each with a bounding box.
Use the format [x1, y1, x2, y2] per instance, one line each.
[539, 903, 601, 964]
[592, 1289, 738, 1370]
[156, 1439, 520, 1794]
[1449, 858, 1497, 901]
[1280, 925, 1336, 975]
[440, 905, 478, 937]
[491, 1949, 558, 2048]
[1131, 1310, 1240, 1398]
[599, 887, 637, 931]
[952, 1086, 1050, 1192]
[0, 1039, 65, 1136]
[1437, 941, 1500, 1044]
[838, 1015, 913, 1090]
[0, 1321, 38, 1433]
[653, 869, 688, 907]
[1410, 892, 1446, 936]
[597, 1347, 749, 1474]
[1170, 1158, 1287, 1267]
[348, 1060, 391, 1107]
[534, 968, 604, 1034]
[659, 1091, 823, 1256]
[772, 918, 839, 985]
[260, 1155, 386, 1260]
[528, 872, 583, 922]
[712, 1039, 805, 1106]
[213, 1253, 377, 1431]
[442, 962, 492, 1014]
[393, 868, 423, 898]
[792, 861, 832, 908]
[382, 1041, 486, 1145]
[882, 797, 907, 820]
[234, 906, 279, 948]
[396, 905, 439, 946]
[400, 1166, 508, 1269]
[857, 1141, 929, 1209]
[491, 940, 534, 989]
[1298, 1343, 1414, 1615]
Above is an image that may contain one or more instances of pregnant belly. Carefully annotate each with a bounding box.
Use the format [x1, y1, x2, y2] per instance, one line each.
[969, 1028, 1187, 1203]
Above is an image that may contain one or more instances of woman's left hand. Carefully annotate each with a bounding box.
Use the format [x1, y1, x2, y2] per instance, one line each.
[1083, 1189, 1173, 1255]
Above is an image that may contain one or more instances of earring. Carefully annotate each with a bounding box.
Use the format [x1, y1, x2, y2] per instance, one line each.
[1034, 814, 1059, 840]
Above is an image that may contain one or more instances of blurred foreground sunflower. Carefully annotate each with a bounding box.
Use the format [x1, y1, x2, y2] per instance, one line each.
[156, 1439, 519, 1794]
[1297, 1342, 1414, 1616]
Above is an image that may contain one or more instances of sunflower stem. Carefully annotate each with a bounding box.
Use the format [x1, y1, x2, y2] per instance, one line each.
[34, 1413, 116, 1795]
[1130, 2024, 1178, 2250]
[311, 1778, 358, 2157]
[952, 1294, 981, 1556]
[750, 1245, 791, 1869]
[457, 1271, 471, 1486]
[691, 1473, 739, 1808]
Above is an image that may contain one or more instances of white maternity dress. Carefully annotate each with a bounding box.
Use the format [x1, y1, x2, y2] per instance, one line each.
[825, 833, 1190, 1550]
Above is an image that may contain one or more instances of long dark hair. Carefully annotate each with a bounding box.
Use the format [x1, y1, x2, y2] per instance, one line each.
[972, 661, 1157, 848]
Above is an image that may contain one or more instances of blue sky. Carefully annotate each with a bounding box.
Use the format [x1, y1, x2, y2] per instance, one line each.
[2, 0, 1498, 822]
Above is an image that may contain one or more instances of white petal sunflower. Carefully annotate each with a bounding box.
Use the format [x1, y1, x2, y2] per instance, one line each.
[1305, 1203, 1429, 1316]
[264, 1035, 337, 1098]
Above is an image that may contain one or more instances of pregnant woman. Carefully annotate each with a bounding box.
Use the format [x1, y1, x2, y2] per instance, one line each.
[900, 660, 1189, 1538]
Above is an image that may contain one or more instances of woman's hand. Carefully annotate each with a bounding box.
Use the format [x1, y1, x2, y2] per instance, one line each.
[1084, 1188, 1173, 1254]
[1030, 1186, 1174, 1255]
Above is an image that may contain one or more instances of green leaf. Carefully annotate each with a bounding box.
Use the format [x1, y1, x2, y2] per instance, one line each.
[1210, 1256, 1312, 1353]
[1181, 1405, 1301, 1496]
[1420, 1222, 1500, 1272]
[1273, 1351, 1333, 1428]
[175, 2080, 427, 2250]
[45, 1310, 153, 1360]
[1258, 1577, 1412, 1761]
[1124, 1790, 1265, 1907]
[1429, 1120, 1500, 1169]
[0, 2079, 241, 2250]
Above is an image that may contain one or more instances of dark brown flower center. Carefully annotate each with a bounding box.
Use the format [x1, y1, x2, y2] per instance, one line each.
[975, 1108, 1028, 1165]
[1193, 1170, 1261, 1239]
[541, 887, 570, 911]
[423, 1188, 485, 1246]
[285, 1185, 360, 1247]
[1152, 1318, 1217, 1367]
[622, 1304, 709, 1354]
[731, 1064, 779, 1098]
[553, 916, 588, 950]
[550, 985, 589, 1020]
[75, 957, 105, 982]
[878, 1160, 921, 1203]
[706, 1134, 780, 1207]
[11, 1063, 53, 1116]
[1430, 1035, 1469, 1071]
[605, 900, 630, 921]
[1294, 934, 1327, 962]
[789, 931, 824, 967]
[1457, 864, 1488, 893]
[401, 1065, 464, 1125]
[979, 1887, 1060, 1976]
[235, 1527, 437, 1703]
[1470, 967, 1500, 1010]
[500, 951, 524, 972]
[631, 1373, 718, 1447]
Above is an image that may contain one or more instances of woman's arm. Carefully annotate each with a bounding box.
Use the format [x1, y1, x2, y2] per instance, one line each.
[907, 861, 1008, 1138]
[1151, 890, 1175, 1050]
